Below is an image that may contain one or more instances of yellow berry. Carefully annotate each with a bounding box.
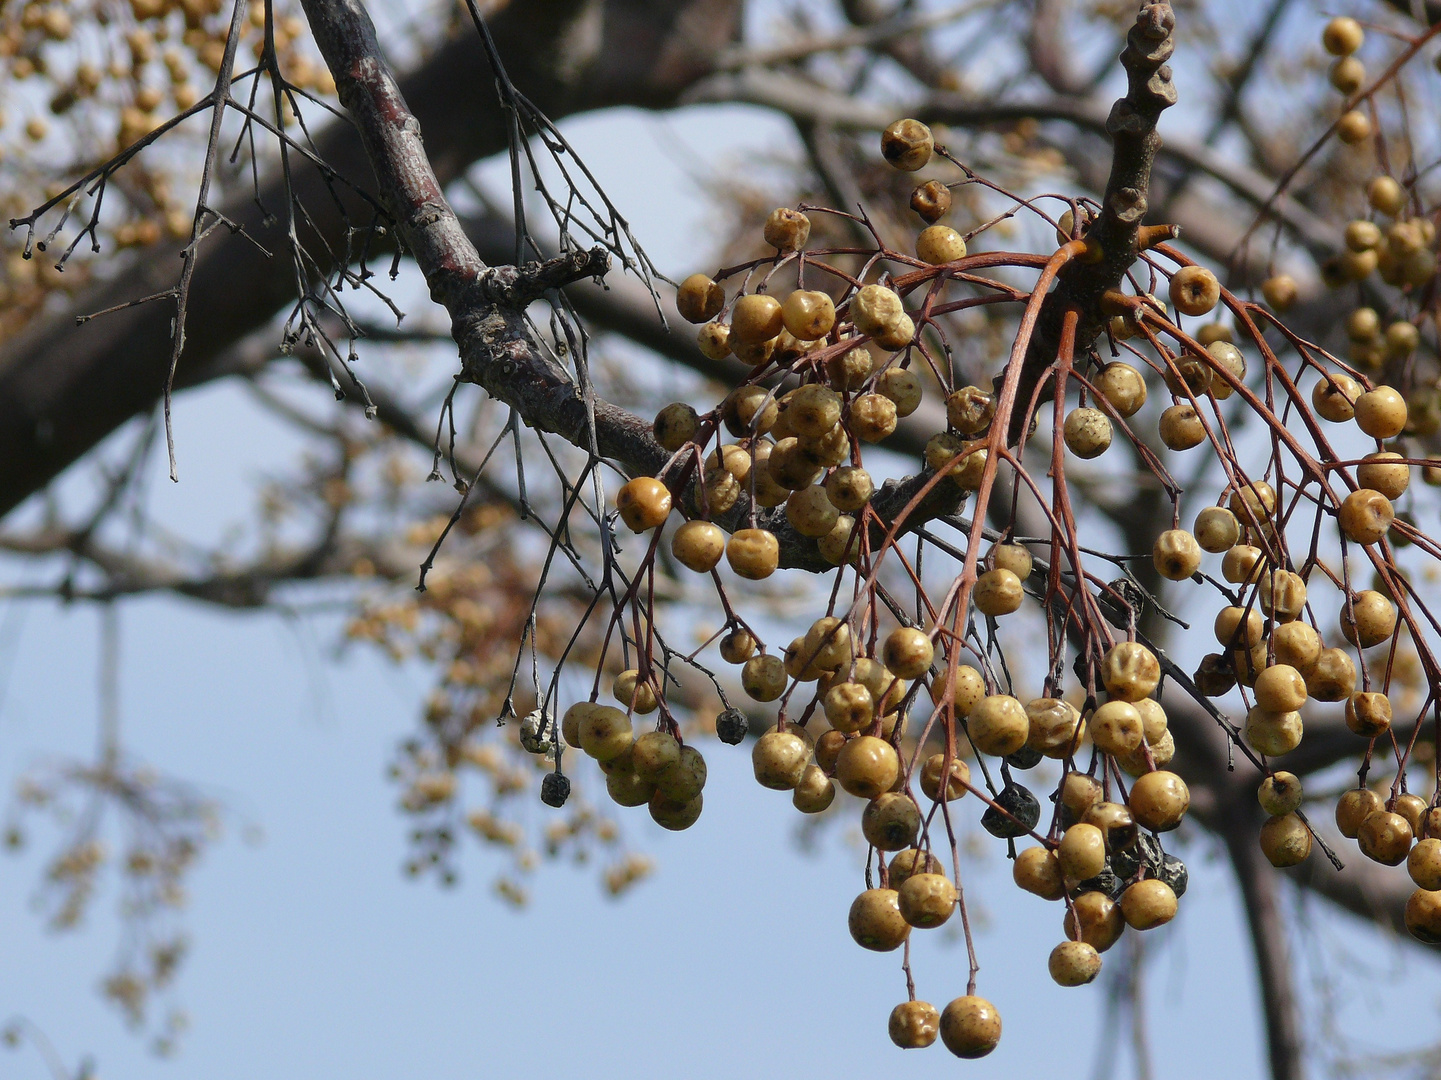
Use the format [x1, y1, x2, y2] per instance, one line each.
[1258, 772, 1304, 816]
[835, 735, 900, 798]
[763, 207, 811, 252]
[1337, 110, 1371, 145]
[881, 118, 934, 171]
[1355, 386, 1408, 439]
[888, 1000, 940, 1048]
[1260, 813, 1313, 867]
[1168, 265, 1220, 316]
[916, 224, 966, 264]
[848, 888, 910, 951]
[1049, 940, 1103, 986]
[939, 996, 1001, 1059]
[1063, 407, 1112, 458]
[1368, 176, 1406, 216]
[676, 274, 724, 323]
[1119, 879, 1177, 930]
[1322, 16, 1364, 56]
[615, 477, 671, 532]
[752, 729, 810, 790]
[781, 289, 836, 341]
[731, 293, 784, 343]
[1261, 274, 1298, 311]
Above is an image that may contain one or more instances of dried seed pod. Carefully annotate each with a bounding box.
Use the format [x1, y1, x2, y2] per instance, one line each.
[763, 207, 811, 252]
[910, 179, 951, 222]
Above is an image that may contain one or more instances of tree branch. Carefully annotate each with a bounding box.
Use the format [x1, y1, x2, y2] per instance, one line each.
[294, 0, 971, 581]
[997, 1, 1178, 442]
[1221, 802, 1306, 1080]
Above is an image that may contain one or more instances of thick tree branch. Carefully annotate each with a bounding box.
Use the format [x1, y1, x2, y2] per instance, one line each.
[2, 1, 1351, 524]
[1221, 802, 1306, 1080]
[1027, 0, 1085, 96]
[460, 206, 960, 459]
[0, 523, 399, 607]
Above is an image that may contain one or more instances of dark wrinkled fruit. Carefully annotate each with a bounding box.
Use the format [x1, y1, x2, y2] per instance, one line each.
[1194, 653, 1236, 697]
[541, 772, 571, 808]
[1156, 853, 1189, 898]
[1109, 846, 1138, 879]
[1084, 801, 1139, 853]
[715, 708, 748, 745]
[1139, 833, 1167, 868]
[1075, 865, 1121, 900]
[982, 783, 1041, 838]
[1005, 745, 1044, 770]
[1110, 833, 1164, 881]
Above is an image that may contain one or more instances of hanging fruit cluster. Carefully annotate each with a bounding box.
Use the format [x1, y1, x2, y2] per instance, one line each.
[536, 8, 1441, 1051]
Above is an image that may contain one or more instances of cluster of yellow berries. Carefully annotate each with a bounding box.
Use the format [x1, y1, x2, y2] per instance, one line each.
[1263, 170, 1438, 310]
[1321, 16, 1375, 146]
[1136, 296, 1441, 932]
[608, 477, 1202, 1052]
[560, 701, 709, 830]
[1105, 333, 1439, 926]
[565, 115, 1237, 1059]
[538, 11, 1441, 1037]
[1257, 17, 1438, 427]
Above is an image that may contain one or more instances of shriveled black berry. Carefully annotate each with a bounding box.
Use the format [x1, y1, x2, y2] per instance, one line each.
[1138, 833, 1165, 865]
[541, 771, 571, 808]
[982, 783, 1041, 838]
[1157, 853, 1188, 898]
[1110, 820, 1140, 852]
[1110, 833, 1163, 882]
[1110, 847, 1138, 881]
[1075, 865, 1121, 899]
[1194, 653, 1236, 697]
[1108, 576, 1148, 615]
[716, 707, 748, 745]
[1005, 745, 1044, 770]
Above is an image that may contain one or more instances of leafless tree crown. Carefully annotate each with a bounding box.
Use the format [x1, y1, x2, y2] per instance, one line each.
[3, 0, 1441, 1076]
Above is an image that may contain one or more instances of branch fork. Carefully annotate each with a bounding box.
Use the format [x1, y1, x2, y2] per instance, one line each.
[472, 247, 613, 308]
